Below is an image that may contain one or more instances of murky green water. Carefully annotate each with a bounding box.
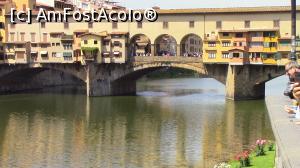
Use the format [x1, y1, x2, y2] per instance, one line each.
[0, 78, 277, 168]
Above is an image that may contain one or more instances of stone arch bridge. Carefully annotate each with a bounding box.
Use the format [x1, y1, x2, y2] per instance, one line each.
[0, 56, 285, 100]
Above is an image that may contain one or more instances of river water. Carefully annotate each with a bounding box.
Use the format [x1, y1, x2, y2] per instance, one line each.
[0, 76, 288, 168]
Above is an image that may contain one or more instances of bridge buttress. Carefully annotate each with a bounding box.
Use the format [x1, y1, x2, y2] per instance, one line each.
[225, 65, 284, 100]
[85, 63, 136, 97]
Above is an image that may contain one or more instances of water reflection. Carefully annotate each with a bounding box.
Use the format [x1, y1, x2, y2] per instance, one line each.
[0, 78, 273, 168]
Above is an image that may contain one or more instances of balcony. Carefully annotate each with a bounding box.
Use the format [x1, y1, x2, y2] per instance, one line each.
[5, 47, 15, 53]
[14, 47, 26, 52]
[205, 46, 217, 51]
[262, 58, 277, 65]
[278, 45, 291, 52]
[61, 35, 74, 42]
[232, 37, 248, 42]
[250, 37, 264, 42]
[230, 57, 250, 65]
[248, 46, 264, 52]
[219, 35, 232, 40]
[231, 46, 248, 51]
[220, 46, 232, 52]
[250, 57, 263, 64]
[263, 47, 277, 53]
[263, 37, 278, 42]
[81, 47, 99, 61]
[204, 35, 218, 42]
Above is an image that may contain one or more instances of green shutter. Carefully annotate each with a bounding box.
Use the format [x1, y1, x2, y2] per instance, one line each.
[63, 52, 72, 57]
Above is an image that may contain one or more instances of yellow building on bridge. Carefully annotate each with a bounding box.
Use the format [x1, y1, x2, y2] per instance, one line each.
[203, 29, 283, 65]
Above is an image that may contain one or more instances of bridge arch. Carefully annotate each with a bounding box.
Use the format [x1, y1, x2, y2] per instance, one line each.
[129, 34, 152, 57]
[180, 34, 203, 57]
[111, 62, 229, 85]
[154, 34, 177, 56]
[0, 64, 86, 93]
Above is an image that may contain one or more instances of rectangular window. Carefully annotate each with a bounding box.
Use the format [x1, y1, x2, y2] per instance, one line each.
[236, 33, 243, 38]
[263, 42, 269, 47]
[52, 43, 55, 46]
[250, 42, 263, 47]
[94, 40, 98, 44]
[270, 42, 277, 47]
[56, 43, 60, 46]
[216, 21, 222, 29]
[16, 44, 23, 48]
[63, 43, 72, 50]
[0, 53, 4, 60]
[112, 22, 118, 29]
[233, 53, 240, 58]
[64, 23, 69, 29]
[20, 33, 25, 41]
[41, 22, 46, 28]
[244, 20, 250, 28]
[88, 22, 93, 28]
[222, 53, 230, 58]
[137, 22, 142, 28]
[113, 41, 121, 47]
[0, 22, 4, 29]
[279, 41, 290, 46]
[273, 20, 280, 28]
[208, 52, 216, 59]
[222, 42, 231, 47]
[52, 52, 57, 57]
[31, 33, 36, 42]
[163, 21, 168, 29]
[50, 34, 61, 38]
[250, 32, 260, 37]
[263, 32, 276, 37]
[84, 40, 88, 44]
[189, 21, 194, 28]
[41, 44, 48, 48]
[208, 42, 216, 47]
[104, 41, 110, 46]
[222, 32, 229, 37]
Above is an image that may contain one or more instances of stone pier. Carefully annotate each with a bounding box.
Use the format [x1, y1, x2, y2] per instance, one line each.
[225, 65, 284, 100]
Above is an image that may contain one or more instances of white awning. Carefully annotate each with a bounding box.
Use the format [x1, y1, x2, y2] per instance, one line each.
[41, 51, 48, 55]
[113, 51, 120, 55]
[31, 51, 37, 54]
[103, 52, 110, 55]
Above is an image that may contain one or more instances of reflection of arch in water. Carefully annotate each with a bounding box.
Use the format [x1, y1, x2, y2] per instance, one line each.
[154, 34, 177, 56]
[129, 34, 151, 57]
[180, 34, 203, 57]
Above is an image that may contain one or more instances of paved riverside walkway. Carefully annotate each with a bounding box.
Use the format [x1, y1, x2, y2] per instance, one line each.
[266, 96, 300, 168]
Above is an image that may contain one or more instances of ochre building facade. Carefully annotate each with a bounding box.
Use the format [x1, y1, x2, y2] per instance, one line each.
[1, 6, 300, 65]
